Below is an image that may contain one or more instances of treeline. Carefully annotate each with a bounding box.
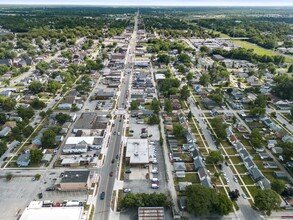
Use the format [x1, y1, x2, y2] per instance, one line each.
[195, 18, 292, 49]
[212, 48, 285, 65]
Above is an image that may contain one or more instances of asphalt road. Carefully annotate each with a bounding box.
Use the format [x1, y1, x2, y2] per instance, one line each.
[94, 13, 138, 220]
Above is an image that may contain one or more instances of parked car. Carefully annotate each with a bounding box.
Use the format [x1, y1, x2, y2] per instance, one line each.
[46, 187, 55, 191]
[242, 193, 247, 199]
[38, 193, 43, 199]
[116, 154, 119, 159]
[109, 171, 113, 177]
[151, 169, 158, 174]
[125, 170, 131, 174]
[123, 188, 131, 193]
[111, 159, 115, 163]
[151, 184, 159, 189]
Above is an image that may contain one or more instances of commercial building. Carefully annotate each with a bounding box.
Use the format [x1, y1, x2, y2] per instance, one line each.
[19, 201, 84, 220]
[56, 170, 91, 191]
[126, 139, 149, 165]
[73, 113, 108, 134]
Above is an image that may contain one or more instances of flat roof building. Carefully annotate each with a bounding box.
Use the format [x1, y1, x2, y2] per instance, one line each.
[73, 113, 108, 133]
[126, 139, 149, 165]
[56, 170, 91, 191]
[19, 201, 84, 220]
[138, 207, 165, 220]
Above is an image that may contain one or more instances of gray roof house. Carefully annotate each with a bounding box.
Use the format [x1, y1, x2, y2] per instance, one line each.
[17, 153, 30, 167]
[174, 162, 186, 171]
[0, 127, 11, 137]
[244, 157, 255, 170]
[249, 167, 264, 182]
[239, 148, 251, 160]
[193, 157, 205, 171]
[178, 182, 192, 191]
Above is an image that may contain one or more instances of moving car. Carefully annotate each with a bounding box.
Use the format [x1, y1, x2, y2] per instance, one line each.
[38, 193, 43, 199]
[109, 171, 113, 177]
[100, 192, 105, 200]
[242, 193, 247, 199]
[46, 187, 55, 191]
[111, 159, 115, 163]
[117, 132, 120, 136]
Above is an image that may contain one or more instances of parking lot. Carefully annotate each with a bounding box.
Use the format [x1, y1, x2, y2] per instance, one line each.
[0, 172, 89, 220]
[128, 116, 160, 141]
[123, 141, 167, 194]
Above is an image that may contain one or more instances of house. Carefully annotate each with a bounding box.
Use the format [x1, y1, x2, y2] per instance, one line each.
[0, 127, 11, 137]
[267, 140, 277, 149]
[58, 103, 72, 110]
[193, 156, 205, 171]
[274, 171, 287, 179]
[41, 154, 52, 164]
[275, 100, 291, 110]
[282, 135, 293, 143]
[178, 182, 192, 191]
[239, 148, 251, 160]
[174, 162, 187, 171]
[202, 98, 218, 110]
[249, 167, 264, 182]
[258, 153, 271, 160]
[271, 147, 283, 154]
[247, 76, 261, 87]
[61, 122, 71, 134]
[17, 153, 30, 167]
[263, 162, 278, 169]
[244, 157, 255, 170]
[231, 89, 244, 100]
[212, 54, 225, 61]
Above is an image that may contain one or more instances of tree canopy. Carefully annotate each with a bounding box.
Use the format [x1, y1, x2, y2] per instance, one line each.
[254, 189, 281, 216]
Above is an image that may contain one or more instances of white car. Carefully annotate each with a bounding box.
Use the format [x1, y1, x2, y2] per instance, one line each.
[242, 193, 247, 199]
[151, 169, 158, 174]
[123, 188, 131, 193]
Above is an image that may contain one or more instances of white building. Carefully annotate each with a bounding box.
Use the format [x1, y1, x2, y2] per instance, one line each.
[126, 139, 150, 165]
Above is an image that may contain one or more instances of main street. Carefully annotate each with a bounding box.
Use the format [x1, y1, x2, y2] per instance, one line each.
[94, 13, 138, 220]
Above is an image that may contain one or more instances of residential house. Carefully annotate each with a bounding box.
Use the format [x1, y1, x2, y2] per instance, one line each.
[0, 127, 11, 137]
[271, 147, 283, 154]
[174, 162, 187, 171]
[17, 153, 30, 167]
[178, 182, 192, 192]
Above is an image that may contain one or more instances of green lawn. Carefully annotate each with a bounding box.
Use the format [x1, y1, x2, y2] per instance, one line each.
[229, 156, 243, 165]
[177, 173, 200, 183]
[240, 175, 255, 185]
[225, 148, 238, 155]
[246, 186, 260, 198]
[231, 40, 293, 62]
[234, 164, 248, 174]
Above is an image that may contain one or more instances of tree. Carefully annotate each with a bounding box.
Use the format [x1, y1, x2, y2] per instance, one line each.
[254, 189, 281, 216]
[0, 64, 9, 75]
[130, 100, 139, 110]
[31, 98, 46, 109]
[5, 173, 13, 181]
[23, 125, 34, 138]
[55, 113, 71, 124]
[279, 142, 293, 161]
[41, 129, 56, 148]
[271, 180, 286, 194]
[150, 99, 160, 113]
[148, 114, 160, 125]
[186, 185, 216, 216]
[157, 53, 170, 64]
[39, 111, 47, 118]
[36, 61, 50, 74]
[229, 189, 240, 201]
[288, 64, 293, 73]
[29, 81, 43, 94]
[17, 106, 34, 120]
[180, 85, 190, 101]
[173, 123, 185, 139]
[199, 74, 211, 86]
[30, 149, 43, 164]
[46, 80, 61, 94]
[206, 150, 224, 164]
[187, 111, 192, 119]
[250, 129, 263, 149]
[164, 100, 172, 113]
[210, 118, 227, 140]
[0, 112, 7, 124]
[216, 193, 233, 216]
[0, 141, 7, 157]
[186, 72, 194, 82]
[272, 75, 293, 100]
[1, 97, 16, 110]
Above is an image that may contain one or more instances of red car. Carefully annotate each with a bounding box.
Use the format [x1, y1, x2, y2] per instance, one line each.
[109, 171, 113, 177]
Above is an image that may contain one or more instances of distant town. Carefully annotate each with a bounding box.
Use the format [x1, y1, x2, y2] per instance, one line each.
[0, 6, 293, 220]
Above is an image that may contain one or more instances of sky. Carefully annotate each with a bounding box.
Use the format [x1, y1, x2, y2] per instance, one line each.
[0, 0, 293, 6]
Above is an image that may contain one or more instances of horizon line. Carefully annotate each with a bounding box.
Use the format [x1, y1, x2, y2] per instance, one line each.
[1, 4, 293, 7]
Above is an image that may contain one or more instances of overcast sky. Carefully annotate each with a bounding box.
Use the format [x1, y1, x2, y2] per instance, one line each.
[0, 0, 293, 6]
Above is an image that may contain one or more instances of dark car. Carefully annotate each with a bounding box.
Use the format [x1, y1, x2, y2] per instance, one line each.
[46, 187, 55, 191]
[116, 154, 119, 159]
[3, 157, 7, 161]
[125, 170, 131, 174]
[109, 171, 113, 177]
[111, 159, 115, 163]
[38, 193, 43, 199]
[100, 192, 105, 200]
